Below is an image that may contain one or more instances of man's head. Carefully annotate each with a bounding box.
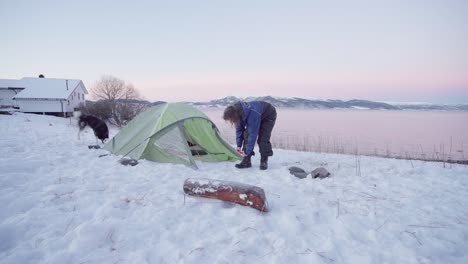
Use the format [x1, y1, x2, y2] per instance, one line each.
[223, 104, 242, 126]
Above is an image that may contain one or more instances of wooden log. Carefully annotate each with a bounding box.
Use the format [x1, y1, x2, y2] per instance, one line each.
[183, 178, 268, 212]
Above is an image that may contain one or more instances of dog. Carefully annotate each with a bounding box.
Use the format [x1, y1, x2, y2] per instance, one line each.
[75, 112, 109, 144]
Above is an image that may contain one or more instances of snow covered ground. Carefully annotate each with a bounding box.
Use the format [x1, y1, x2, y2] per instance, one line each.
[1, 113, 468, 264]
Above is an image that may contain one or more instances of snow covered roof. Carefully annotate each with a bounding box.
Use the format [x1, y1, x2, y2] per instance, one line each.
[7, 77, 88, 100]
[0, 79, 25, 89]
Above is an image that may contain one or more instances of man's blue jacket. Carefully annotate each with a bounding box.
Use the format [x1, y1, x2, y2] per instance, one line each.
[235, 101, 264, 155]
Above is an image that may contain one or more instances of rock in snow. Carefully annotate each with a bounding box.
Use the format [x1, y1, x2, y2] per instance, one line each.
[311, 167, 331, 179]
[288, 166, 309, 179]
[288, 166, 306, 174]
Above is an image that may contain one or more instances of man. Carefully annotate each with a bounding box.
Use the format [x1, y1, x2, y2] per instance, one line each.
[223, 100, 277, 170]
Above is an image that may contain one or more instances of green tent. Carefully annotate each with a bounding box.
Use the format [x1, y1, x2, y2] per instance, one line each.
[103, 103, 241, 168]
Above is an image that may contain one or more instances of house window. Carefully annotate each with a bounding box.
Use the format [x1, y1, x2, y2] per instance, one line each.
[68, 100, 70, 105]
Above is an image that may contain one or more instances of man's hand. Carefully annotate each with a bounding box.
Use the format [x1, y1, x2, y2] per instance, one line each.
[236, 147, 245, 156]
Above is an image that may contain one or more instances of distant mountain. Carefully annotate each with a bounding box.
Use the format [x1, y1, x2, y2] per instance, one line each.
[191, 96, 239, 107]
[87, 97, 468, 111]
[392, 104, 468, 111]
[188, 96, 468, 111]
[189, 96, 399, 110]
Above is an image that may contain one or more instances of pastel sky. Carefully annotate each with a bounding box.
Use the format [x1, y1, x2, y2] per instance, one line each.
[1, 0, 467, 103]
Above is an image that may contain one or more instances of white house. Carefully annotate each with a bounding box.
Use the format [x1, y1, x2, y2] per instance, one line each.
[0, 79, 25, 108]
[0, 76, 88, 116]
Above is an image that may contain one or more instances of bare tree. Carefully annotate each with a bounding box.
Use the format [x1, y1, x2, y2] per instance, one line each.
[90, 75, 145, 126]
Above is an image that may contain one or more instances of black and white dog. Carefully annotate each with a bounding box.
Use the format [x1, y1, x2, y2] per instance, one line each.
[75, 112, 109, 144]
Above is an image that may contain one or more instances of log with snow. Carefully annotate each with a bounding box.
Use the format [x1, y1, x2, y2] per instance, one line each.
[183, 178, 268, 212]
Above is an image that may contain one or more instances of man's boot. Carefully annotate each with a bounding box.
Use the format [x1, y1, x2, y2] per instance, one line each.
[260, 156, 268, 170]
[235, 154, 252, 169]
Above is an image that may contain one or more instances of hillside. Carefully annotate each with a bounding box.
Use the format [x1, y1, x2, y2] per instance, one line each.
[191, 96, 468, 111]
[84, 97, 468, 111]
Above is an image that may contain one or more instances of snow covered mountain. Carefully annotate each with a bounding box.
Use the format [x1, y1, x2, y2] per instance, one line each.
[190, 96, 468, 111]
[85, 97, 468, 111]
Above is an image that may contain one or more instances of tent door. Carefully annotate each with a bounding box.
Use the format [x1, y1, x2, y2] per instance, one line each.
[150, 123, 198, 169]
[183, 126, 209, 157]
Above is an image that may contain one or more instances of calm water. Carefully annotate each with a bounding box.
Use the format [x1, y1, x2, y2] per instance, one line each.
[204, 109, 468, 161]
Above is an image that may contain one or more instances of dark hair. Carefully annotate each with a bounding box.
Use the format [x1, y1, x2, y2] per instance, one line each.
[223, 104, 242, 126]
